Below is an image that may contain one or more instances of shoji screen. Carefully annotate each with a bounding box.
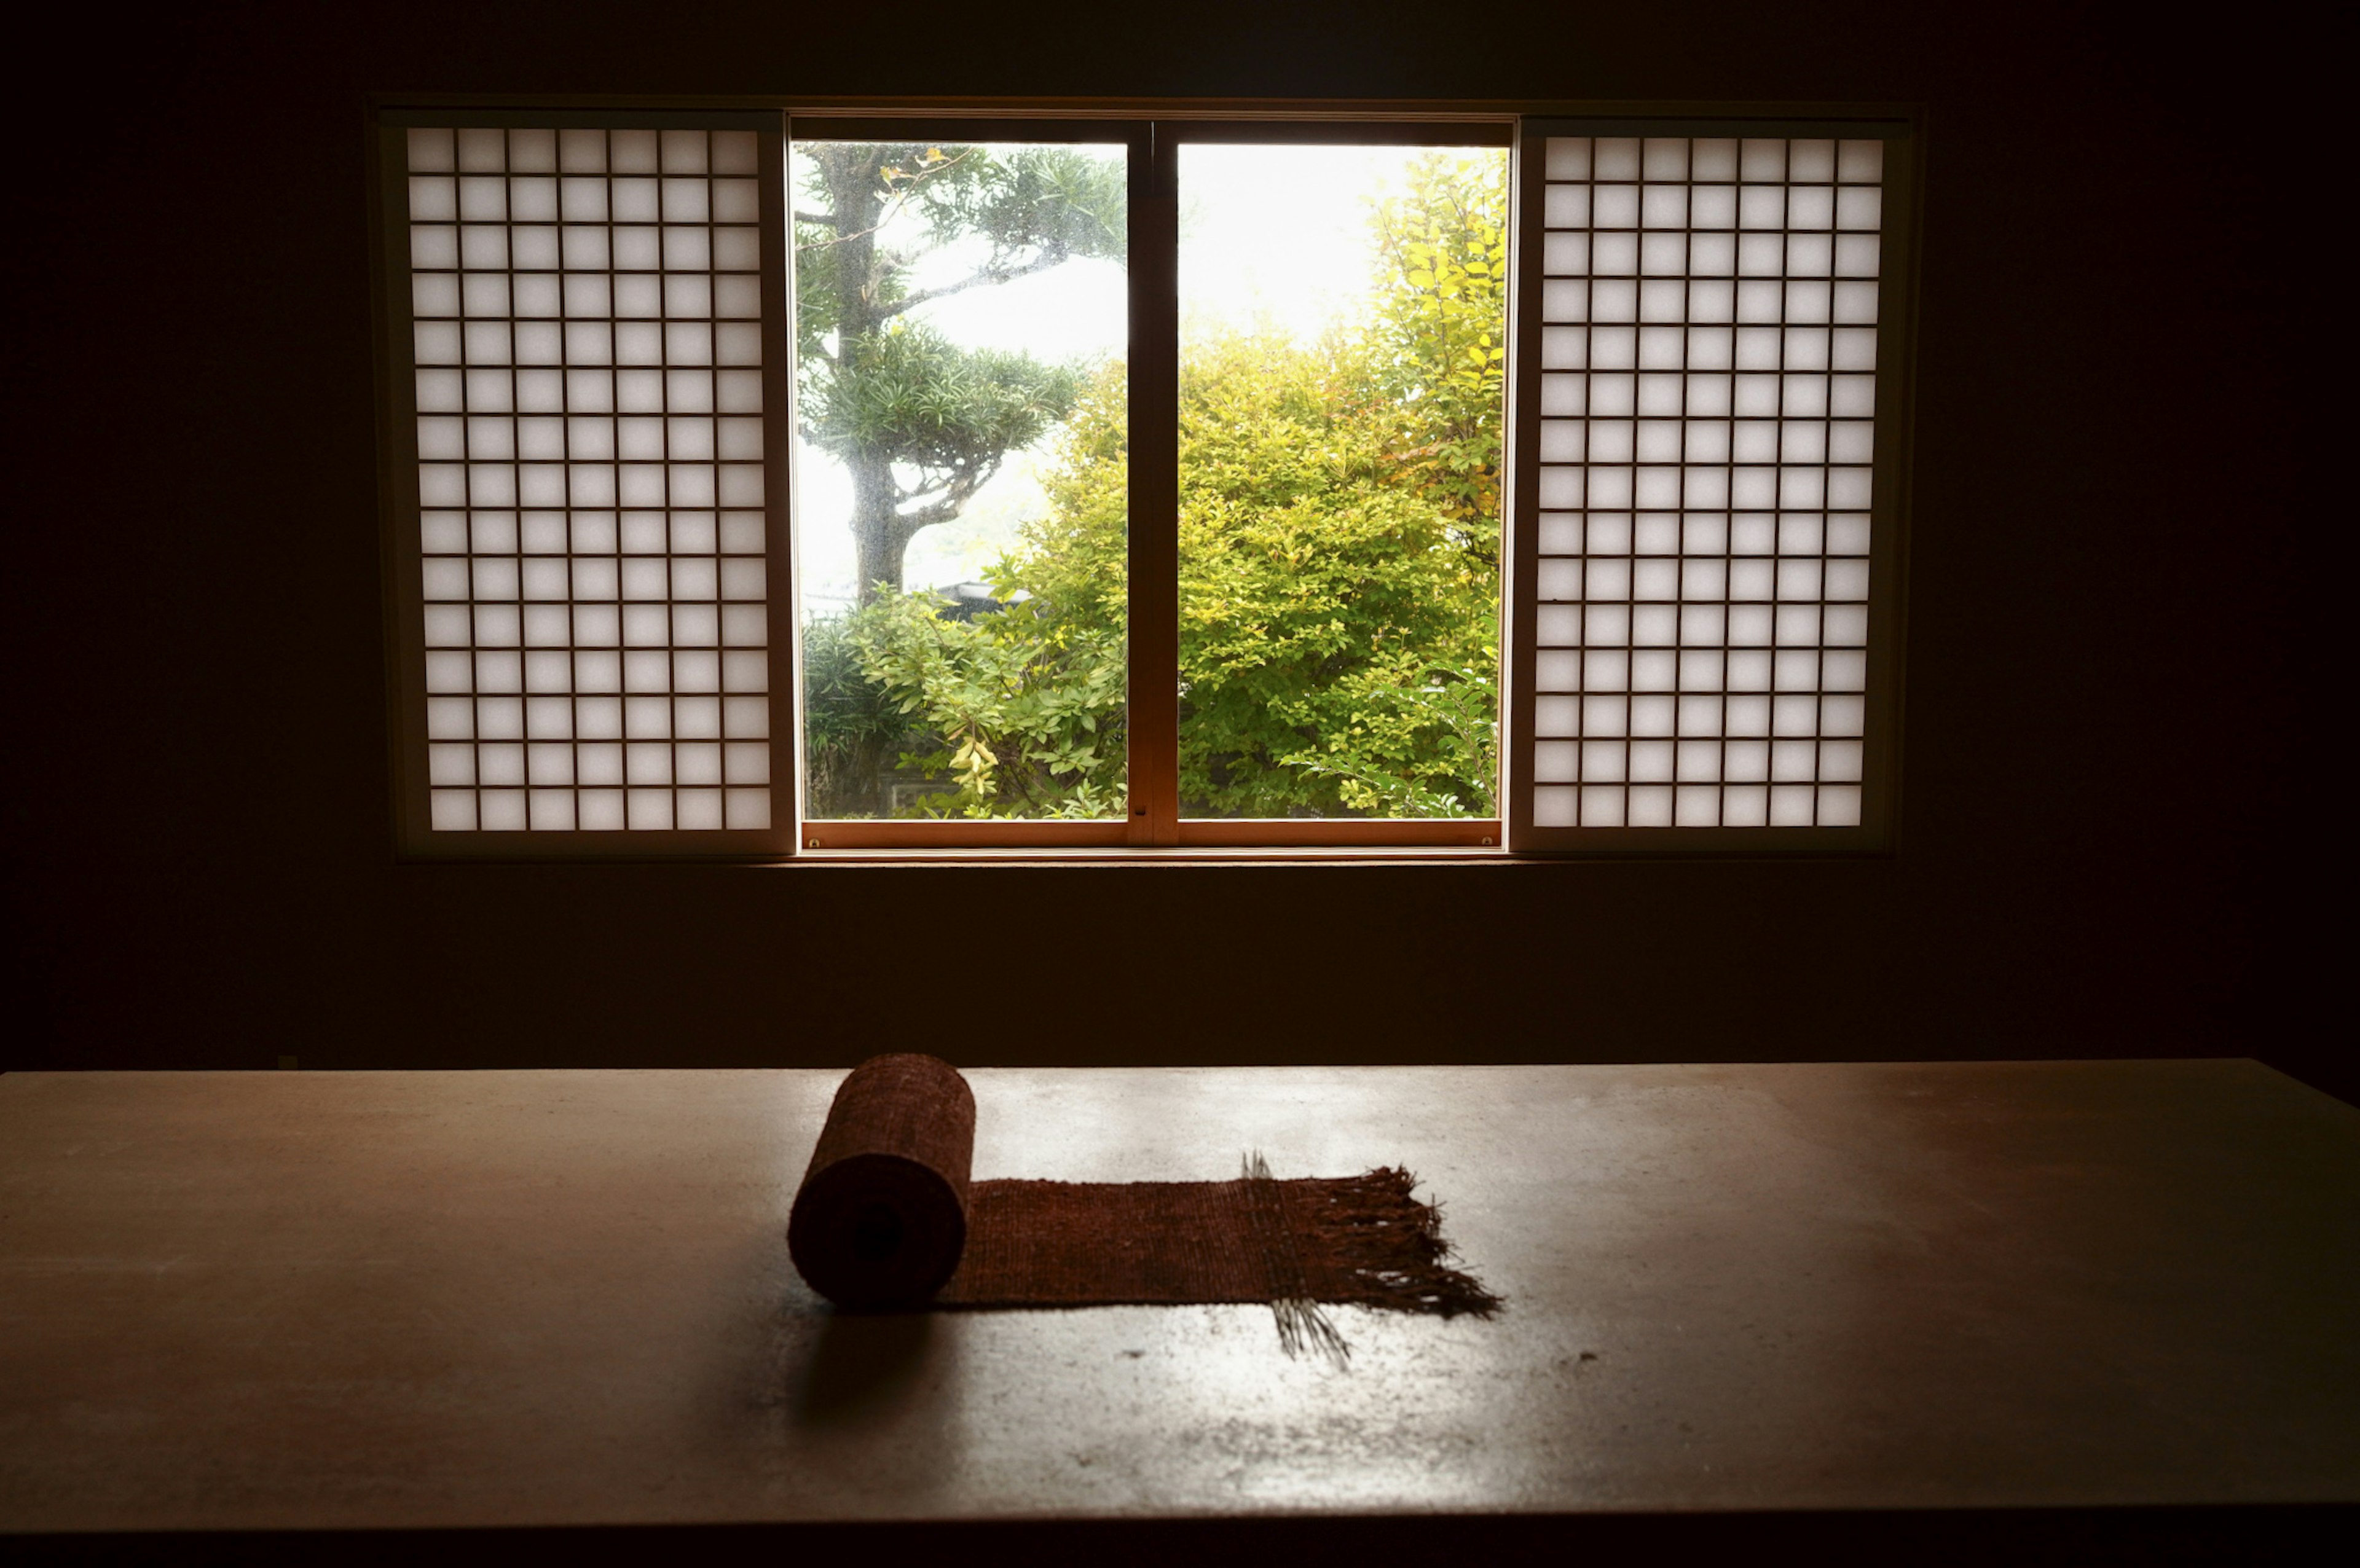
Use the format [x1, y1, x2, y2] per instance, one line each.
[376, 114, 792, 856]
[1506, 123, 1913, 849]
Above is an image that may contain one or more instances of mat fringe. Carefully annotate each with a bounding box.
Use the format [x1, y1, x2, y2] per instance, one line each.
[1270, 1295, 1354, 1368]
[1243, 1152, 1502, 1366]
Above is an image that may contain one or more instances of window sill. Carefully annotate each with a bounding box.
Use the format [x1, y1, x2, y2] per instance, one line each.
[772, 843, 1519, 866]
[795, 818, 1503, 853]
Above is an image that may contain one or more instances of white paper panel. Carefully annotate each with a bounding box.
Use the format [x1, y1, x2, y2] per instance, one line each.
[1530, 135, 1882, 828]
[406, 127, 769, 833]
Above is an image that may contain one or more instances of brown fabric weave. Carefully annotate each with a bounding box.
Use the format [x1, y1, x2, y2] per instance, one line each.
[786, 1057, 1500, 1339]
[787, 1054, 975, 1309]
[938, 1169, 1499, 1319]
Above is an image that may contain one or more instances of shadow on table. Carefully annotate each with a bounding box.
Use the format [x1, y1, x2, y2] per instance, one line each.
[789, 1307, 939, 1429]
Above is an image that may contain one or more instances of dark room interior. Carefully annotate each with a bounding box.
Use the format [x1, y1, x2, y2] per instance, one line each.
[5, 0, 2346, 1554]
[7, 0, 2337, 1094]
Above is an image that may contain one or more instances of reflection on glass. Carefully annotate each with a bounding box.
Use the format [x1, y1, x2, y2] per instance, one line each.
[1176, 145, 1507, 820]
[792, 141, 1128, 821]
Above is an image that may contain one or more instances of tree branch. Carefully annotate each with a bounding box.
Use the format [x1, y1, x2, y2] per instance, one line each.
[796, 147, 981, 254]
[875, 246, 1073, 319]
[889, 460, 1002, 537]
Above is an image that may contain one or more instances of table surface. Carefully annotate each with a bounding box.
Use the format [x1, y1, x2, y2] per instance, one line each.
[2, 1060, 2355, 1532]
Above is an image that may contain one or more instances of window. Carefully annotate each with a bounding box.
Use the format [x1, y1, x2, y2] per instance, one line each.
[374, 105, 1912, 858]
[1509, 125, 1909, 848]
[380, 117, 788, 851]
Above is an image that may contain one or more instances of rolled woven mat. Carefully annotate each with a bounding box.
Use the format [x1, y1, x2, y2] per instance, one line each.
[785, 1053, 975, 1309]
[787, 1054, 1498, 1356]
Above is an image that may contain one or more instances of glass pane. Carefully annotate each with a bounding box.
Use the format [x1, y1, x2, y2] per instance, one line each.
[1176, 145, 1507, 819]
[792, 141, 1129, 820]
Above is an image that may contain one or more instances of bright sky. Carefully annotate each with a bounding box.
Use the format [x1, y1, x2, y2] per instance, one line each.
[792, 143, 1500, 617]
[1178, 144, 1428, 343]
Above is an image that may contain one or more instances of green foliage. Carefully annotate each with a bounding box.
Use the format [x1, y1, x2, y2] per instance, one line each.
[844, 589, 1128, 820]
[992, 364, 1132, 641]
[1279, 662, 1499, 819]
[895, 144, 1128, 270]
[801, 611, 927, 818]
[1366, 152, 1512, 554]
[801, 323, 1084, 501]
[803, 364, 1136, 821]
[1169, 331, 1498, 816]
[803, 149, 1509, 821]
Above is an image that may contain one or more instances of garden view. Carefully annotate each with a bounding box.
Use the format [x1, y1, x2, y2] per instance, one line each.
[792, 140, 1508, 821]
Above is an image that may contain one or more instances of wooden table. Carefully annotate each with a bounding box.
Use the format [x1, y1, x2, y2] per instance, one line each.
[2, 1062, 2354, 1545]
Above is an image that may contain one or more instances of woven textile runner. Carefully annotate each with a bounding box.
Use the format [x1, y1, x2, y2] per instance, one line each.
[940, 1165, 1500, 1351]
[788, 1059, 1499, 1357]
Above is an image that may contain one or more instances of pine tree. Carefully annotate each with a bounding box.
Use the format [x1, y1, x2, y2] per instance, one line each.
[793, 143, 1127, 607]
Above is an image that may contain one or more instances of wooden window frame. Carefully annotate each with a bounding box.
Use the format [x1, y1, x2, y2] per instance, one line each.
[785, 114, 1509, 853]
[370, 97, 1918, 863]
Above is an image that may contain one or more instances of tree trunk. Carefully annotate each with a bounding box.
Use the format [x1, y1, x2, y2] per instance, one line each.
[808, 729, 902, 820]
[812, 147, 924, 610]
[849, 451, 912, 609]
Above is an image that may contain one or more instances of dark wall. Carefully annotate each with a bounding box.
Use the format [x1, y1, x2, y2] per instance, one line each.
[9, 4, 2330, 1096]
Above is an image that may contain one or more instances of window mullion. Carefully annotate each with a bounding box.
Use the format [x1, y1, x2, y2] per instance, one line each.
[1128, 123, 1182, 847]
[761, 116, 801, 852]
